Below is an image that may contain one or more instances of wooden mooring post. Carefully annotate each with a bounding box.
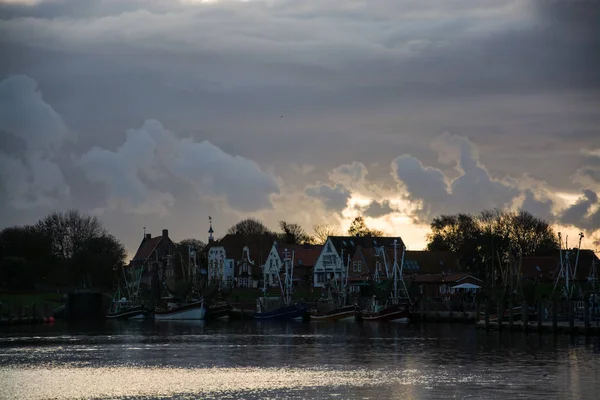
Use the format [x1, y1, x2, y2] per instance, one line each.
[552, 299, 558, 332]
[522, 301, 528, 332]
[584, 301, 590, 333]
[485, 299, 490, 330]
[569, 300, 575, 332]
[508, 296, 514, 330]
[497, 302, 502, 331]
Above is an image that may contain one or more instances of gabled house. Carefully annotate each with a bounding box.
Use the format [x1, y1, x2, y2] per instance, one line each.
[205, 233, 275, 288]
[313, 236, 405, 287]
[262, 243, 323, 287]
[128, 229, 178, 297]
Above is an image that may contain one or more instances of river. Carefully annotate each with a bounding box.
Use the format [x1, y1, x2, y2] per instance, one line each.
[0, 321, 598, 399]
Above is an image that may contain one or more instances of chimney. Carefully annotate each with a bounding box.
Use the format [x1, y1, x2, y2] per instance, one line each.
[162, 229, 169, 238]
[145, 233, 151, 240]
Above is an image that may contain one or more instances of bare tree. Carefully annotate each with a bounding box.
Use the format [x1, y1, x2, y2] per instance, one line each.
[36, 210, 106, 260]
[312, 224, 341, 244]
[278, 221, 311, 245]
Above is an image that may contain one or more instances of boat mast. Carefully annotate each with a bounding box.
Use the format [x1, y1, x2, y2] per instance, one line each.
[393, 240, 398, 301]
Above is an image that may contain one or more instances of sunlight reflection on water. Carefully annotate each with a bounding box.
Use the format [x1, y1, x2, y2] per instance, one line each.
[0, 322, 598, 399]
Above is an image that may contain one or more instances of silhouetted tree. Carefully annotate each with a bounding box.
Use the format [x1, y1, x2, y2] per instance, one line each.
[347, 216, 385, 237]
[426, 209, 559, 277]
[226, 218, 272, 236]
[278, 221, 311, 245]
[312, 224, 341, 244]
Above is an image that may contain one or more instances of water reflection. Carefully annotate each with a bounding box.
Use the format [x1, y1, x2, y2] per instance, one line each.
[1, 321, 599, 399]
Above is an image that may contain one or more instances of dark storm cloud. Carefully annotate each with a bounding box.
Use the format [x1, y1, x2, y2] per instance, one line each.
[1, 0, 600, 250]
[559, 190, 600, 233]
[391, 134, 519, 220]
[363, 201, 395, 219]
[305, 183, 351, 212]
[521, 189, 555, 223]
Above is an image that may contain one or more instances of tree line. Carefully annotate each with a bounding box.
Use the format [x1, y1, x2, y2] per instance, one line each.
[1, 207, 559, 292]
[426, 209, 559, 280]
[0, 210, 127, 291]
[223, 216, 383, 246]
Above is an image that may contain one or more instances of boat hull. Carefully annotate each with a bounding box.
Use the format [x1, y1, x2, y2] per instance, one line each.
[253, 303, 308, 321]
[310, 305, 358, 321]
[206, 303, 232, 321]
[360, 305, 411, 323]
[106, 306, 146, 320]
[154, 302, 206, 320]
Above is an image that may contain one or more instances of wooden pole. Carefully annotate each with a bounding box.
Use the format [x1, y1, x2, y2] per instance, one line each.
[497, 301, 502, 331]
[508, 295, 514, 330]
[522, 300, 528, 332]
[552, 298, 558, 332]
[485, 299, 490, 330]
[569, 300, 575, 332]
[584, 300, 590, 333]
[537, 301, 543, 332]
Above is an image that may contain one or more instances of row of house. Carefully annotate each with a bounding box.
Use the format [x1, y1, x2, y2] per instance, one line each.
[127, 224, 599, 300]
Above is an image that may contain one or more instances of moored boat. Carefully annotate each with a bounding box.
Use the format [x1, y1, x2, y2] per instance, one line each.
[154, 300, 206, 320]
[310, 304, 358, 321]
[360, 303, 411, 323]
[254, 248, 309, 321]
[106, 299, 146, 320]
[360, 240, 412, 324]
[253, 302, 309, 321]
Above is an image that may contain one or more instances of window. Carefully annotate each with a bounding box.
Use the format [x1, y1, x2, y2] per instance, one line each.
[353, 261, 362, 272]
[326, 242, 332, 253]
[323, 255, 337, 269]
[242, 263, 248, 273]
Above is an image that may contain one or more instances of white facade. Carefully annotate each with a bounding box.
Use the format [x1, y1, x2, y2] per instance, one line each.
[207, 246, 234, 286]
[262, 244, 284, 287]
[312, 238, 343, 288]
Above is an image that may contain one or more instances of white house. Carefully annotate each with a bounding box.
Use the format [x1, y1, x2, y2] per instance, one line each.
[207, 246, 235, 286]
[313, 236, 405, 288]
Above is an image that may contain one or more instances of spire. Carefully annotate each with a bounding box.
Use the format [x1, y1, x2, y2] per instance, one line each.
[208, 216, 214, 243]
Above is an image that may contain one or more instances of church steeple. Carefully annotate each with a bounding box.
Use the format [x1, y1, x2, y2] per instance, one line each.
[208, 216, 214, 243]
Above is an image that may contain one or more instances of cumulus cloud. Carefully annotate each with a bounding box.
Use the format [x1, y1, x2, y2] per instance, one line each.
[392, 133, 519, 220]
[558, 190, 600, 234]
[0, 75, 71, 209]
[305, 183, 351, 211]
[77, 119, 279, 215]
[363, 200, 395, 219]
[520, 189, 555, 223]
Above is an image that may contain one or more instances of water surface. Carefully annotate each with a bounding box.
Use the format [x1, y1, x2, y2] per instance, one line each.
[0, 321, 598, 399]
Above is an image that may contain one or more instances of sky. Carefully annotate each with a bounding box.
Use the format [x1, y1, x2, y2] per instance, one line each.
[1, 0, 599, 257]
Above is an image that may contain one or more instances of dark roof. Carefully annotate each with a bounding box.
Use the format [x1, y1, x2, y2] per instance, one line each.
[411, 273, 481, 284]
[520, 256, 559, 281]
[131, 236, 163, 262]
[403, 251, 459, 274]
[521, 250, 599, 281]
[276, 243, 323, 267]
[210, 233, 275, 266]
[327, 236, 405, 260]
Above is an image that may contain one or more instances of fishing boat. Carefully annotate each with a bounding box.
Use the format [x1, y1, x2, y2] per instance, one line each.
[153, 299, 206, 320]
[107, 298, 146, 320]
[360, 240, 412, 323]
[310, 250, 359, 321]
[254, 248, 309, 321]
[152, 244, 207, 320]
[106, 266, 146, 320]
